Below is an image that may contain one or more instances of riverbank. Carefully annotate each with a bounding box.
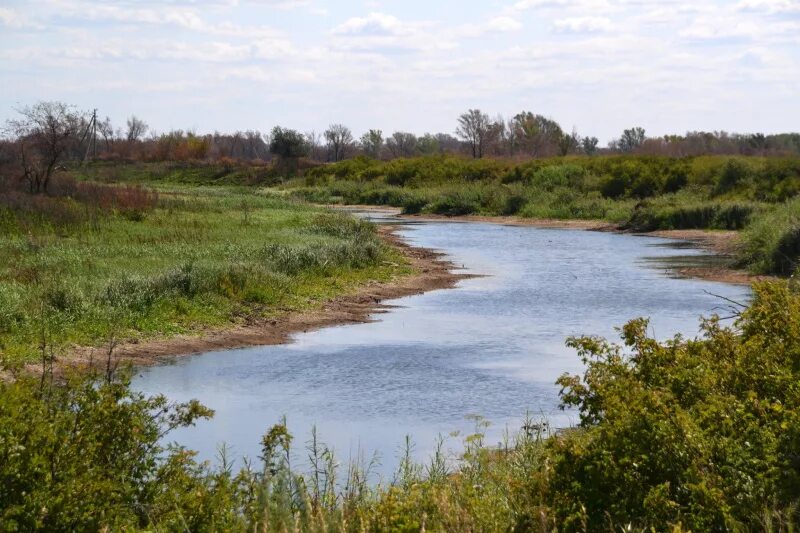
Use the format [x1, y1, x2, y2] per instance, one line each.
[36, 226, 468, 375]
[336, 204, 770, 285]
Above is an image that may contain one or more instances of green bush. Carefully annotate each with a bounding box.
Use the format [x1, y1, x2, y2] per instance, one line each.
[741, 197, 800, 274]
[551, 281, 800, 530]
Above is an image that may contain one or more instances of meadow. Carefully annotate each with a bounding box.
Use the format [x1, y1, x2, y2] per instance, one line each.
[0, 175, 408, 366]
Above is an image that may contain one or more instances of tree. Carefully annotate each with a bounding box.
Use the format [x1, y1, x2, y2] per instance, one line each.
[386, 131, 417, 158]
[97, 116, 115, 152]
[268, 126, 308, 160]
[434, 133, 461, 154]
[581, 136, 599, 155]
[5, 101, 86, 194]
[324, 124, 353, 162]
[360, 129, 383, 158]
[618, 127, 646, 152]
[558, 127, 580, 156]
[512, 112, 564, 157]
[125, 115, 148, 142]
[456, 109, 492, 158]
[416, 133, 439, 155]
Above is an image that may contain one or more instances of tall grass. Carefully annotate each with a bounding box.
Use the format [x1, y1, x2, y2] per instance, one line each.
[0, 184, 405, 364]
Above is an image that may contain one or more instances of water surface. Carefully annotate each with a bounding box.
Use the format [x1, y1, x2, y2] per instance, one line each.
[134, 219, 750, 476]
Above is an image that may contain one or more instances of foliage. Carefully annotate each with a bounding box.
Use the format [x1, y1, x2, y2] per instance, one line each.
[552, 281, 800, 530]
[3, 282, 800, 530]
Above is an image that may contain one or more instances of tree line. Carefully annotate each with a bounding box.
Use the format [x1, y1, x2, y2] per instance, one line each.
[2, 101, 799, 194]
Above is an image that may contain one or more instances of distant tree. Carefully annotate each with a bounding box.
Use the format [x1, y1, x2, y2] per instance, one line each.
[304, 131, 325, 161]
[324, 124, 353, 162]
[386, 131, 417, 158]
[269, 126, 308, 159]
[5, 101, 86, 194]
[97, 116, 115, 152]
[618, 127, 646, 152]
[416, 133, 439, 155]
[125, 116, 148, 142]
[748, 133, 767, 154]
[434, 133, 461, 154]
[558, 127, 580, 156]
[581, 136, 599, 155]
[512, 112, 564, 157]
[456, 109, 492, 158]
[360, 129, 383, 158]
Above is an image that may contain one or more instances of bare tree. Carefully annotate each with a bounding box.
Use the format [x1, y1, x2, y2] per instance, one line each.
[360, 129, 384, 158]
[304, 131, 325, 161]
[324, 124, 353, 162]
[455, 109, 492, 158]
[386, 131, 417, 158]
[125, 115, 148, 142]
[434, 133, 461, 154]
[97, 116, 115, 152]
[6, 101, 86, 194]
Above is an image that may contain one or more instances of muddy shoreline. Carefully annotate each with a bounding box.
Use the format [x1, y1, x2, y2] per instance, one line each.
[31, 226, 469, 375]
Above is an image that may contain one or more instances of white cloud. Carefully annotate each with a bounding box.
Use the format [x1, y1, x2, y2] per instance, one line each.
[553, 16, 613, 33]
[331, 12, 419, 36]
[487, 16, 523, 32]
[0, 7, 43, 29]
[737, 0, 800, 14]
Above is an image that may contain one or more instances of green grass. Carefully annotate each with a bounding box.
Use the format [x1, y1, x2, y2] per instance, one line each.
[0, 184, 409, 365]
[70, 155, 800, 275]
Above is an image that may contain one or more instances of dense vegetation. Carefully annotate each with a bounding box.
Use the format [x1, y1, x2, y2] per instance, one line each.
[2, 281, 799, 530]
[276, 154, 800, 275]
[0, 175, 407, 365]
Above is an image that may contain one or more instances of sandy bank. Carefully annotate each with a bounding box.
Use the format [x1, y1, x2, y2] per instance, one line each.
[25, 226, 468, 375]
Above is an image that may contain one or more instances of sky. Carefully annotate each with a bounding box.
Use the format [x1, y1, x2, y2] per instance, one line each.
[1, 0, 798, 143]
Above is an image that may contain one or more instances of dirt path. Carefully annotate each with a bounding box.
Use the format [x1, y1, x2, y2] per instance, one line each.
[33, 226, 469, 375]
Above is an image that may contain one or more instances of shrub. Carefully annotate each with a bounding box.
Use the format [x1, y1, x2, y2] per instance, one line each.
[740, 197, 800, 274]
[552, 282, 800, 529]
[427, 194, 480, 216]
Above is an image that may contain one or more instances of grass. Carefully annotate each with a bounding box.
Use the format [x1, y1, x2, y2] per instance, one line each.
[0, 181, 409, 365]
[67, 156, 800, 276]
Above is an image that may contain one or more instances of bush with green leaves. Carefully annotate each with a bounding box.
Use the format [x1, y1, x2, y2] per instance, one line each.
[551, 281, 800, 530]
[3, 282, 800, 530]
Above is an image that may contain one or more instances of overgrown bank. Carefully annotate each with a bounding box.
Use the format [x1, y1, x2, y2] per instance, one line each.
[276, 154, 800, 275]
[0, 179, 417, 367]
[2, 280, 799, 531]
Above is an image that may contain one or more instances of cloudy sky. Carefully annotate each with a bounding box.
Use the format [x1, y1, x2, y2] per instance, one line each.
[1, 0, 798, 142]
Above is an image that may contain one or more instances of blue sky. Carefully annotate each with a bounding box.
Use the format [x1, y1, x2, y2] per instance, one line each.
[1, 0, 798, 142]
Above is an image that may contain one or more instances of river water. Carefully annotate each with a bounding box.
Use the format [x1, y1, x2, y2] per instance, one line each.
[134, 217, 750, 477]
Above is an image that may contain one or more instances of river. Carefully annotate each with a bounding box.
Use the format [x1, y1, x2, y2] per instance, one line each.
[134, 216, 750, 479]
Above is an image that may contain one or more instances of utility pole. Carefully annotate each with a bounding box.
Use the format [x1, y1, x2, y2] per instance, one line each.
[82, 109, 97, 165]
